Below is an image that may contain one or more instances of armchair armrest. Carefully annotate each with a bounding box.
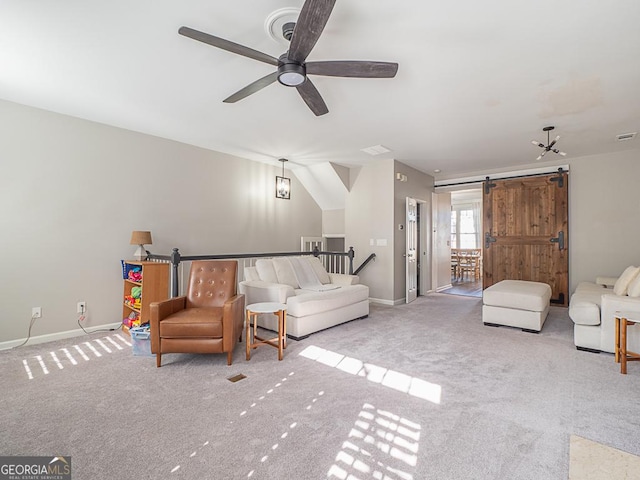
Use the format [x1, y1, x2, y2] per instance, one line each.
[238, 280, 294, 304]
[223, 294, 245, 351]
[150, 296, 187, 324]
[328, 273, 360, 286]
[150, 296, 187, 353]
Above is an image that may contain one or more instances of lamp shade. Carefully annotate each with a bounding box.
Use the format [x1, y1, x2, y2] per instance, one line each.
[130, 231, 152, 246]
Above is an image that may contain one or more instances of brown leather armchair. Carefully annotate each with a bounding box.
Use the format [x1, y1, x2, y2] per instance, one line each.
[150, 260, 245, 367]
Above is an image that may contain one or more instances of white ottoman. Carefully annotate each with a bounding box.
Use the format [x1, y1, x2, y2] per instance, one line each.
[483, 280, 552, 332]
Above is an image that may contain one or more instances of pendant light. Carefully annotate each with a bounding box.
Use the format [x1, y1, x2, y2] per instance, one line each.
[275, 158, 291, 199]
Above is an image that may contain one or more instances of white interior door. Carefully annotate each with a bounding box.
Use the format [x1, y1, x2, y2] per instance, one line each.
[406, 197, 418, 303]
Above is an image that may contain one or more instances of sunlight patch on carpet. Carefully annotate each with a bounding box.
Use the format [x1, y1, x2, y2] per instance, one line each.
[299, 345, 441, 404]
[569, 434, 640, 480]
[328, 403, 420, 479]
[20, 333, 131, 379]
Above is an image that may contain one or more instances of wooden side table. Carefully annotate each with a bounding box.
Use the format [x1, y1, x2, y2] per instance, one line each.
[246, 302, 287, 361]
[614, 311, 640, 374]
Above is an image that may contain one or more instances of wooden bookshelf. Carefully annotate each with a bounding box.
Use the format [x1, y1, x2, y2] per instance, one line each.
[122, 261, 169, 333]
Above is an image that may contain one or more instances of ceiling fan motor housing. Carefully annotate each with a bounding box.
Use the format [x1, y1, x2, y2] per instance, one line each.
[282, 22, 296, 41]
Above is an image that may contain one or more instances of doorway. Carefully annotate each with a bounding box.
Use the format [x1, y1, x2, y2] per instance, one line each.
[442, 189, 483, 298]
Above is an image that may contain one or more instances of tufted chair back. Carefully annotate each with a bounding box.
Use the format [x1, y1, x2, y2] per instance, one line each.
[186, 260, 237, 308]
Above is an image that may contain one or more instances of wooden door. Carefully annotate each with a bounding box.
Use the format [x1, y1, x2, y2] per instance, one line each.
[483, 170, 568, 306]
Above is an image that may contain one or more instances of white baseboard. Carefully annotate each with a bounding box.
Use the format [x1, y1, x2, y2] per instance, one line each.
[0, 322, 123, 351]
[435, 284, 453, 292]
[369, 297, 406, 306]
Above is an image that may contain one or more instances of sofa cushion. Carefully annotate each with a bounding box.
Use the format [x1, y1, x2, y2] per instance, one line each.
[244, 266, 260, 282]
[628, 275, 640, 298]
[255, 259, 278, 284]
[307, 256, 331, 284]
[272, 258, 300, 288]
[483, 280, 551, 312]
[286, 284, 369, 318]
[613, 266, 640, 296]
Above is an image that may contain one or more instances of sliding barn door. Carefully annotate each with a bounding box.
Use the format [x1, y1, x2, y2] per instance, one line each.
[483, 171, 568, 306]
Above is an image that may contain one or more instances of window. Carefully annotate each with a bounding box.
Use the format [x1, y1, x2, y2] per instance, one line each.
[451, 203, 481, 249]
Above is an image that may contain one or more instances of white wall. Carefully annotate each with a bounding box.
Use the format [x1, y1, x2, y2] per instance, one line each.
[0, 99, 322, 344]
[433, 149, 640, 294]
[322, 209, 345, 236]
[345, 161, 395, 302]
[568, 149, 640, 290]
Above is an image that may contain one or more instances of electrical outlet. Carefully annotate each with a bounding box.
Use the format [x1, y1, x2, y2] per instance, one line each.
[77, 301, 86, 314]
[32, 307, 42, 319]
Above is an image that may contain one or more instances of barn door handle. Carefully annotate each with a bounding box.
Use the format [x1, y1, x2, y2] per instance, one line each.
[550, 231, 565, 250]
[485, 232, 497, 249]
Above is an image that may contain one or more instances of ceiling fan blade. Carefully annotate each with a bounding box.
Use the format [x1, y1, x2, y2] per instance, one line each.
[223, 72, 278, 103]
[296, 78, 329, 116]
[531, 140, 545, 148]
[288, 0, 336, 64]
[179, 26, 279, 66]
[558, 151, 567, 156]
[306, 61, 398, 78]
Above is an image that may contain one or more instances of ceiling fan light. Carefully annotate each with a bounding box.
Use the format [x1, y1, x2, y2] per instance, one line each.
[277, 58, 306, 86]
[278, 71, 305, 86]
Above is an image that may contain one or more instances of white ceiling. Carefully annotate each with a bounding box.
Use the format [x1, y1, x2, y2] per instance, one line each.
[2, 0, 640, 179]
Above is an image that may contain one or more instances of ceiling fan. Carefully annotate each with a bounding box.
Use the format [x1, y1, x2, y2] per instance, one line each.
[178, 0, 398, 116]
[531, 126, 567, 160]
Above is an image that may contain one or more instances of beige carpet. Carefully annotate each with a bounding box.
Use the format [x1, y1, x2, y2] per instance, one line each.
[570, 435, 640, 480]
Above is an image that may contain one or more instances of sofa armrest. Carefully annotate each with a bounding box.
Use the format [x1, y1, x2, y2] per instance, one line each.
[596, 276, 618, 287]
[328, 273, 360, 286]
[238, 280, 295, 304]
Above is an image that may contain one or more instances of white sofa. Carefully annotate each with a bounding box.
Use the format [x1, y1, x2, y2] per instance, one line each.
[569, 267, 640, 353]
[238, 256, 369, 339]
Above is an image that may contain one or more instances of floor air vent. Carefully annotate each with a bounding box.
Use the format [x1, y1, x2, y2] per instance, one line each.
[616, 132, 636, 141]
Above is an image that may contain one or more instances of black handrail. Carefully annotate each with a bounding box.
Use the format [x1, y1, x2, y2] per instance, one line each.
[147, 247, 355, 297]
[353, 253, 376, 276]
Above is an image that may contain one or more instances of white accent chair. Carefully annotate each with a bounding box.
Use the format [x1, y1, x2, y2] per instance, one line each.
[569, 267, 640, 353]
